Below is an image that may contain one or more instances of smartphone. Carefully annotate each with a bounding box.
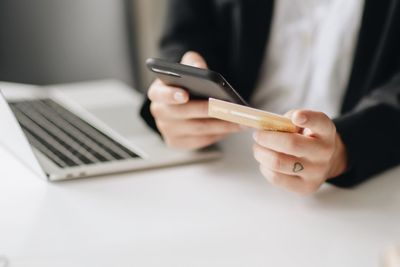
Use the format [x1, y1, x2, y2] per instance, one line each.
[146, 58, 249, 106]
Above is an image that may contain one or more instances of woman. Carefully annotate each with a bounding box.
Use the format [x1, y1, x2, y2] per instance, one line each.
[141, 0, 400, 194]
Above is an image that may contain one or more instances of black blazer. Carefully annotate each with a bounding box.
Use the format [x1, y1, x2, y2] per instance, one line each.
[141, 0, 400, 187]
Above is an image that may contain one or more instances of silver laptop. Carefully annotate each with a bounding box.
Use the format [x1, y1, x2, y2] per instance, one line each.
[0, 82, 221, 181]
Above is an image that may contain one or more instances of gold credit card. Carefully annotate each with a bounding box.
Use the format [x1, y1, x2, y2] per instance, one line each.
[208, 98, 298, 133]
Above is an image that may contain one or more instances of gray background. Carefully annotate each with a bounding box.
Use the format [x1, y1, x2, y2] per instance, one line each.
[0, 0, 166, 92]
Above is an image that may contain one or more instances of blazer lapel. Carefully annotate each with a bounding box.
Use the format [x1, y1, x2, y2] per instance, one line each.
[232, 0, 274, 100]
[342, 0, 397, 113]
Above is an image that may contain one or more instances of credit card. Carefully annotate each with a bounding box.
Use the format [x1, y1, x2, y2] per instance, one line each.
[208, 98, 298, 133]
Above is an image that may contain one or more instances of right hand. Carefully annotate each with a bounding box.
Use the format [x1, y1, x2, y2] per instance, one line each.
[148, 51, 243, 150]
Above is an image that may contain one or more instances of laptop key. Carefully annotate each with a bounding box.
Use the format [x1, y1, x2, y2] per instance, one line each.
[8, 98, 139, 169]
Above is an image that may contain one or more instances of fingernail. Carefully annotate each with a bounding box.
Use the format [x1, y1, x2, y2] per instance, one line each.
[174, 92, 186, 103]
[252, 131, 258, 141]
[190, 61, 200, 67]
[295, 114, 307, 125]
[303, 128, 313, 136]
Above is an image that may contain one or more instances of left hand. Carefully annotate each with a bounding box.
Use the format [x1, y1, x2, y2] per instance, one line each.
[252, 110, 348, 195]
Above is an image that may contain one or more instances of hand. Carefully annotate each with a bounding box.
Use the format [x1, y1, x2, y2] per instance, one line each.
[252, 110, 348, 195]
[148, 51, 242, 150]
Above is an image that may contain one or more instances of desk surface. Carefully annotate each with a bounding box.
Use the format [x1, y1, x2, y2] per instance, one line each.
[1, 81, 399, 267]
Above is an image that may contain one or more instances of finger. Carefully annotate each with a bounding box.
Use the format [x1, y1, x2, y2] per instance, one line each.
[165, 134, 225, 150]
[291, 110, 335, 139]
[150, 100, 210, 120]
[253, 143, 312, 177]
[259, 165, 320, 195]
[147, 79, 189, 104]
[181, 51, 208, 69]
[157, 118, 242, 137]
[253, 130, 323, 159]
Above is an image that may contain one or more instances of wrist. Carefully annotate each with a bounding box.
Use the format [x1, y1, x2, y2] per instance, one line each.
[328, 133, 348, 178]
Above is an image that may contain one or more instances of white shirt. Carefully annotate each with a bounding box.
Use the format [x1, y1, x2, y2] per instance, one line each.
[251, 0, 365, 118]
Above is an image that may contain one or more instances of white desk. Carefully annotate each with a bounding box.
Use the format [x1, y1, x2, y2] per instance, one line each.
[1, 81, 400, 267]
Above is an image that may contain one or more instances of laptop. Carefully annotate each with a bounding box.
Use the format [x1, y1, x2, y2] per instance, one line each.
[0, 81, 221, 181]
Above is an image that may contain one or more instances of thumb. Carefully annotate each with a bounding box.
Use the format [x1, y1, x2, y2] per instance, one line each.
[180, 51, 208, 69]
[290, 110, 335, 138]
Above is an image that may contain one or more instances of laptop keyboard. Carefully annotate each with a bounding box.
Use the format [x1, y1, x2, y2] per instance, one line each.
[9, 99, 139, 168]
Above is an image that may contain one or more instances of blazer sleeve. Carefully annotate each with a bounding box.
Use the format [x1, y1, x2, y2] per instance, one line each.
[329, 72, 400, 187]
[140, 0, 221, 133]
